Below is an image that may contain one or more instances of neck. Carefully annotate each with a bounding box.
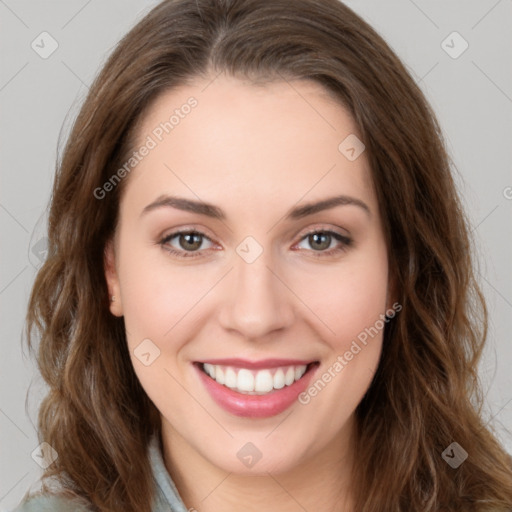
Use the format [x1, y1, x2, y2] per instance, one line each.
[160, 417, 356, 512]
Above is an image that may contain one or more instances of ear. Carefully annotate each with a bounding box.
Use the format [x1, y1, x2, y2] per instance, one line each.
[104, 238, 124, 317]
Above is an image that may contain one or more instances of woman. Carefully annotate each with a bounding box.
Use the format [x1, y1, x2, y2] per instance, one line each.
[14, 0, 512, 510]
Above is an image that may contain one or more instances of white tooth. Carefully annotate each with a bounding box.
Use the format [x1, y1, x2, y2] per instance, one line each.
[204, 363, 215, 378]
[284, 367, 295, 386]
[225, 368, 237, 388]
[254, 370, 274, 393]
[273, 368, 285, 389]
[237, 369, 254, 392]
[215, 367, 225, 385]
[295, 365, 307, 380]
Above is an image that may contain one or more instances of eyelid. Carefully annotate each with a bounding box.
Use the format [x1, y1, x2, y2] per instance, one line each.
[294, 224, 350, 241]
[290, 225, 352, 255]
[159, 224, 349, 245]
[159, 227, 218, 251]
[160, 224, 216, 243]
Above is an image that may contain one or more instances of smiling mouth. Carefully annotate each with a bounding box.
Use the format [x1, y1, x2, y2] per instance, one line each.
[196, 361, 319, 395]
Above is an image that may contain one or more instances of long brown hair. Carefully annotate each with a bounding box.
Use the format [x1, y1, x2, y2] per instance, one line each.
[23, 0, 512, 510]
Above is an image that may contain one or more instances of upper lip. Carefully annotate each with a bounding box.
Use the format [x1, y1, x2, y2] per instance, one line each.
[196, 358, 317, 369]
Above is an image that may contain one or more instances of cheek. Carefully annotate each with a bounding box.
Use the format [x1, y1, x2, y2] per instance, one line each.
[293, 246, 389, 350]
[117, 239, 210, 343]
[117, 242, 203, 415]
[293, 254, 388, 425]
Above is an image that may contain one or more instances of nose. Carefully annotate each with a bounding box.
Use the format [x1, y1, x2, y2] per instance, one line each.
[218, 248, 295, 340]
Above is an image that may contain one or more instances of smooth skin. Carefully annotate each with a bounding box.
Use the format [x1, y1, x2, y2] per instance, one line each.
[105, 74, 394, 512]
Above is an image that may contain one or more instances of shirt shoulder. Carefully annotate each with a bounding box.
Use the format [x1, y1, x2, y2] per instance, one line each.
[11, 494, 94, 512]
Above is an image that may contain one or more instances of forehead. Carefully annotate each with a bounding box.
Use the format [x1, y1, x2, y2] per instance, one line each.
[123, 75, 376, 218]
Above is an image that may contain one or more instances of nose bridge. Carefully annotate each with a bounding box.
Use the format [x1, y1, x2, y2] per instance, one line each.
[218, 240, 294, 339]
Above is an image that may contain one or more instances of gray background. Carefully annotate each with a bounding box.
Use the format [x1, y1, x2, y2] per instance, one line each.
[1, 0, 511, 509]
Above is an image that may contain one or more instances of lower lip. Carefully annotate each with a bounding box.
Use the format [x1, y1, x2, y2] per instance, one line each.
[194, 363, 318, 418]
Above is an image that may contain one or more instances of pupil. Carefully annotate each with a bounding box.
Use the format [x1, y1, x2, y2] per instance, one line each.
[181, 233, 202, 250]
[310, 233, 330, 250]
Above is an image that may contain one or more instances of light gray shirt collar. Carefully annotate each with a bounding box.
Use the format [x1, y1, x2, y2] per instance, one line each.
[148, 434, 189, 512]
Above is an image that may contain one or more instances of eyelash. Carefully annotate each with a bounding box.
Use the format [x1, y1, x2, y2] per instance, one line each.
[158, 227, 352, 259]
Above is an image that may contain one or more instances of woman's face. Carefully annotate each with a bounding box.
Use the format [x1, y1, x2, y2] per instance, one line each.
[105, 75, 393, 474]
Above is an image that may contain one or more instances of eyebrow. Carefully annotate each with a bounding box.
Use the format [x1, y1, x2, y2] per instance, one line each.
[140, 194, 371, 220]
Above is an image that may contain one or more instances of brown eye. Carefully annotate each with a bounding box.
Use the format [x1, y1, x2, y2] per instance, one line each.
[160, 230, 215, 258]
[308, 232, 332, 251]
[177, 232, 203, 251]
[295, 229, 352, 257]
